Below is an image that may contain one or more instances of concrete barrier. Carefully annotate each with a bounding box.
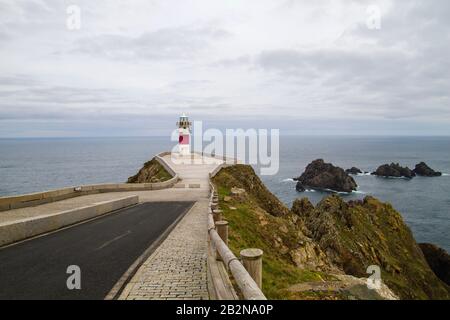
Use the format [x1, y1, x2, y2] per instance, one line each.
[155, 152, 177, 176]
[0, 182, 170, 212]
[0, 195, 139, 247]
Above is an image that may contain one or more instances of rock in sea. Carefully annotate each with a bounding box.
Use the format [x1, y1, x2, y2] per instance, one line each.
[345, 167, 362, 175]
[412, 162, 442, 177]
[295, 159, 357, 193]
[372, 163, 416, 179]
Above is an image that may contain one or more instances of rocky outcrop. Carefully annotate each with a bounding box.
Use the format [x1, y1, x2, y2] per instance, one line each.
[291, 197, 315, 218]
[413, 162, 442, 177]
[372, 163, 415, 179]
[212, 164, 450, 300]
[212, 164, 290, 217]
[127, 158, 172, 183]
[345, 167, 362, 175]
[295, 159, 357, 193]
[419, 243, 450, 285]
[292, 195, 450, 299]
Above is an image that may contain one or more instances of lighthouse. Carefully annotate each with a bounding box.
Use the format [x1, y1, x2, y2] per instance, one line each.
[176, 113, 192, 156]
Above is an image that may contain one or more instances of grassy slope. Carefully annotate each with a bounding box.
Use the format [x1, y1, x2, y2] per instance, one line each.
[213, 166, 342, 299]
[127, 158, 172, 183]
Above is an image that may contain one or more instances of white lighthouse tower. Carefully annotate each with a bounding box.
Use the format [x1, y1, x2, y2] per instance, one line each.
[176, 113, 192, 156]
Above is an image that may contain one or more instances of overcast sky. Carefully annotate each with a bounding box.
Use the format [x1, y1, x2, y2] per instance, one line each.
[0, 0, 449, 137]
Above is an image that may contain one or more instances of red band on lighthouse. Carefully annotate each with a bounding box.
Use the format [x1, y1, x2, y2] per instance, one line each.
[179, 135, 189, 144]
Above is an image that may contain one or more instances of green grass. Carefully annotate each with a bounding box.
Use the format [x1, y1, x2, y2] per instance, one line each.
[215, 184, 334, 299]
[152, 162, 172, 181]
[127, 158, 172, 183]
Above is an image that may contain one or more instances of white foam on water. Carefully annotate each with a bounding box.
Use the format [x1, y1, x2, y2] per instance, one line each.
[357, 172, 372, 176]
[305, 189, 316, 193]
[282, 178, 296, 183]
[353, 190, 366, 194]
[322, 188, 351, 194]
[375, 175, 411, 180]
[442, 173, 449, 176]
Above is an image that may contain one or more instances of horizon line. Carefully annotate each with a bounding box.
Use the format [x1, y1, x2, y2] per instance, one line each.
[2, 134, 450, 139]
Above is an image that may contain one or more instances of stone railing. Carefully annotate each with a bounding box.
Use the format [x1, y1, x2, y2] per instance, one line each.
[207, 171, 266, 300]
[0, 152, 179, 212]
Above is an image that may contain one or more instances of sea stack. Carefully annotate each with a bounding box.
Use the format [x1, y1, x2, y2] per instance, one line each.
[372, 163, 416, 179]
[412, 162, 442, 177]
[295, 159, 357, 193]
[345, 167, 363, 175]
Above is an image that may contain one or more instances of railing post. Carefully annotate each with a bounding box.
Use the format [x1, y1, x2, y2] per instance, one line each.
[215, 221, 228, 261]
[240, 248, 263, 289]
[212, 209, 222, 222]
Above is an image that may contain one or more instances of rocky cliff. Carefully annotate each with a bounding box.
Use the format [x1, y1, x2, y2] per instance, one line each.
[419, 243, 450, 285]
[292, 195, 449, 299]
[212, 164, 449, 300]
[214, 165, 290, 217]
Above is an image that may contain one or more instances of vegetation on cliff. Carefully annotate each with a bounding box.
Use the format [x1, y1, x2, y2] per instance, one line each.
[212, 165, 339, 299]
[212, 164, 450, 300]
[127, 158, 172, 183]
[214, 165, 289, 217]
[292, 195, 450, 299]
[213, 165, 397, 299]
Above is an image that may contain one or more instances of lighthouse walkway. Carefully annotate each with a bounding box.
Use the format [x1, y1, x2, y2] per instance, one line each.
[119, 153, 223, 300]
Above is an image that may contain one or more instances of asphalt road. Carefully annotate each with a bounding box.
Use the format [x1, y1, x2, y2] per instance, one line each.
[0, 201, 194, 300]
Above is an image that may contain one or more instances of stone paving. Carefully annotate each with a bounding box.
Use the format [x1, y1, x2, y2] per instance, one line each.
[119, 200, 210, 300]
[117, 155, 225, 300]
[162, 153, 223, 190]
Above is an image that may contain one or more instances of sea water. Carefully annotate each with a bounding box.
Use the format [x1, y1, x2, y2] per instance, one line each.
[0, 136, 449, 250]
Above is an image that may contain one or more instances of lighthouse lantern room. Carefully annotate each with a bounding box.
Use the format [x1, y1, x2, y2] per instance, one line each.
[176, 113, 192, 156]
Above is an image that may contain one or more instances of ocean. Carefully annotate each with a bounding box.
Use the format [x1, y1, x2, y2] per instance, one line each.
[0, 136, 449, 251]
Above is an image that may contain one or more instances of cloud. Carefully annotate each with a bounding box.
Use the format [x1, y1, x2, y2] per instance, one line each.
[0, 0, 450, 136]
[212, 55, 252, 68]
[71, 26, 231, 61]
